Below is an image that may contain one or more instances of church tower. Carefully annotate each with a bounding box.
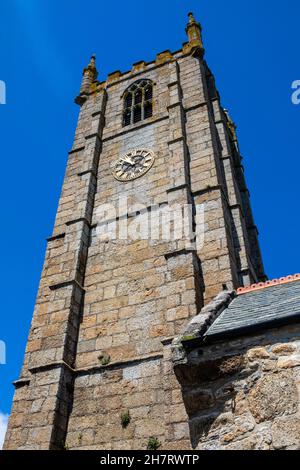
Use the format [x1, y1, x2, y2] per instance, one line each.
[4, 13, 266, 450]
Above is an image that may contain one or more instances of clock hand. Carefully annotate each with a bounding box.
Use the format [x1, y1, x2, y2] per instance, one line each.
[128, 156, 136, 165]
[120, 157, 135, 165]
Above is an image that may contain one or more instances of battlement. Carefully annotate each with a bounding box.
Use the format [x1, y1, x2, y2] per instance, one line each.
[93, 43, 204, 92]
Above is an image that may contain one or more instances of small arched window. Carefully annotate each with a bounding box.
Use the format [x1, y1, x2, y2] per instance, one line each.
[123, 80, 153, 127]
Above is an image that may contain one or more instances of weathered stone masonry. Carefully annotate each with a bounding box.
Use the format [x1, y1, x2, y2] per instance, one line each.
[172, 278, 300, 450]
[4, 14, 266, 450]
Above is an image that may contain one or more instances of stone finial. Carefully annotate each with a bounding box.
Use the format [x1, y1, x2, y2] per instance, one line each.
[75, 54, 99, 105]
[188, 12, 197, 25]
[84, 54, 98, 79]
[185, 12, 204, 53]
[223, 108, 237, 141]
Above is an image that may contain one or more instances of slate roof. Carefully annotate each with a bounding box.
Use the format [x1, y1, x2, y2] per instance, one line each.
[204, 278, 300, 341]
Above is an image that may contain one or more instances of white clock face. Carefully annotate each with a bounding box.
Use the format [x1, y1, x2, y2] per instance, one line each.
[112, 149, 155, 182]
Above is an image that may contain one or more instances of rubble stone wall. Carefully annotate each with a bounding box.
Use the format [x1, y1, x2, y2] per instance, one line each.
[173, 324, 300, 450]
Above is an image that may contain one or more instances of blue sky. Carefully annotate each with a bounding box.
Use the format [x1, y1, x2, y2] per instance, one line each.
[0, 0, 299, 420]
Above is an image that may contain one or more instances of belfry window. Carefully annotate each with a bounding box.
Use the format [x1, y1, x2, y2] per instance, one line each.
[123, 80, 153, 127]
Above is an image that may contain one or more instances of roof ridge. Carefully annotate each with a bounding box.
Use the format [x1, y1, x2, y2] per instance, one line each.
[237, 274, 300, 295]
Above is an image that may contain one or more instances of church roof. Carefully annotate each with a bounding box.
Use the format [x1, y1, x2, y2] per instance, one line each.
[204, 275, 300, 341]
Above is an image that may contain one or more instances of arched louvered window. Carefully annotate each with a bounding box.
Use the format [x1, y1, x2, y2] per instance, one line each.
[123, 80, 153, 127]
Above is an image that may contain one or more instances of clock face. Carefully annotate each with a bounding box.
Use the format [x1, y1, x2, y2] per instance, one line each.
[112, 149, 155, 182]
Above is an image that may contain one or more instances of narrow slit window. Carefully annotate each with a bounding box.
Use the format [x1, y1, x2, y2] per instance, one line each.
[125, 93, 133, 108]
[144, 102, 153, 119]
[122, 80, 153, 127]
[135, 89, 142, 105]
[145, 86, 152, 101]
[123, 109, 131, 127]
[133, 105, 142, 123]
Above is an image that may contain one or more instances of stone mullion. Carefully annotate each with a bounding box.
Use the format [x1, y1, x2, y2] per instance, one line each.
[141, 88, 145, 121]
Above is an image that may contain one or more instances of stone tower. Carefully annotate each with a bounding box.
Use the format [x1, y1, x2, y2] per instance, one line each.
[4, 13, 266, 450]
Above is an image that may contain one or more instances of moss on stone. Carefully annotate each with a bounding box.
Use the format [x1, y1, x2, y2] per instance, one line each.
[181, 334, 197, 342]
[121, 410, 131, 428]
[98, 353, 111, 366]
[147, 436, 161, 450]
